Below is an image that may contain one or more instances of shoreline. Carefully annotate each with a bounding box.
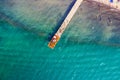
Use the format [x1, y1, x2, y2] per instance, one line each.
[0, 2, 120, 46]
[88, 0, 120, 10]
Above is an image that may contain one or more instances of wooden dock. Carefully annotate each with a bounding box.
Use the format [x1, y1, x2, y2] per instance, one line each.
[48, 0, 120, 49]
[48, 0, 84, 49]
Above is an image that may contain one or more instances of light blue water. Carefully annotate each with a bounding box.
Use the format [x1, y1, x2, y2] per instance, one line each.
[0, 0, 120, 80]
[0, 18, 120, 80]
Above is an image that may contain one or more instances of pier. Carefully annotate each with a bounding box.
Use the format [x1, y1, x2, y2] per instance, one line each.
[48, 0, 120, 49]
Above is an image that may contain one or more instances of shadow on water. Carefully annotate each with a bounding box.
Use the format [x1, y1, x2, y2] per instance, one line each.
[48, 0, 77, 41]
[0, 12, 45, 36]
[1, 1, 120, 47]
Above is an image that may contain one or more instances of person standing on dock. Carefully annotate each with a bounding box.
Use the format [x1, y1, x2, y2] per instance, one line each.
[110, 0, 113, 3]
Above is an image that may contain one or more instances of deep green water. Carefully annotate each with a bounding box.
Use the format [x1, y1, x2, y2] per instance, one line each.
[0, 0, 120, 80]
[0, 19, 120, 80]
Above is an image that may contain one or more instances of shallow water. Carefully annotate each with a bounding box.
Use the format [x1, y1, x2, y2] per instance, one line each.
[0, 0, 120, 80]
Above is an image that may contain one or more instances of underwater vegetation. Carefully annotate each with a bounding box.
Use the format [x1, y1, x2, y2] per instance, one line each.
[0, 0, 120, 46]
[0, 1, 120, 80]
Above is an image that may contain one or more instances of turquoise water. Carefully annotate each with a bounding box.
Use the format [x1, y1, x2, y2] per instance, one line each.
[0, 0, 120, 80]
[0, 19, 120, 80]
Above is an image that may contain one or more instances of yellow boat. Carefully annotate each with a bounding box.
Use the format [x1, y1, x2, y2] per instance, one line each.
[48, 34, 60, 49]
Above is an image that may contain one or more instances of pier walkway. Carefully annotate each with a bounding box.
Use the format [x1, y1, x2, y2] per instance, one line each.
[48, 0, 120, 49]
